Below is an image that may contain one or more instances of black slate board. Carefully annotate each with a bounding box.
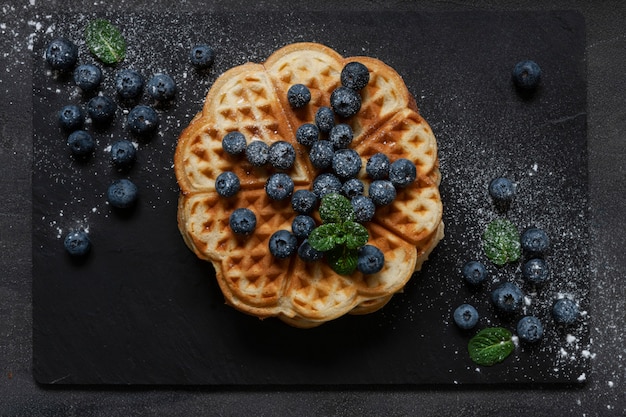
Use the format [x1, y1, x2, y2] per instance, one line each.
[32, 11, 590, 385]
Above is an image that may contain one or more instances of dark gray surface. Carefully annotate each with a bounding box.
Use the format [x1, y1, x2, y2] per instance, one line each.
[1, 0, 624, 415]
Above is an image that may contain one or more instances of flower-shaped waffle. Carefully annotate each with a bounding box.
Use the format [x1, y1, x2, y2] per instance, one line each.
[175, 43, 444, 328]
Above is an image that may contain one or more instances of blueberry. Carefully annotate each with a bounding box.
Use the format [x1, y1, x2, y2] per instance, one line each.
[315, 106, 335, 133]
[215, 171, 240, 197]
[552, 298, 579, 325]
[366, 153, 390, 180]
[291, 189, 318, 214]
[287, 84, 311, 109]
[491, 282, 524, 313]
[330, 86, 361, 118]
[222, 131, 247, 156]
[309, 140, 335, 170]
[461, 260, 487, 285]
[45, 38, 78, 70]
[110, 139, 137, 168]
[517, 316, 544, 343]
[190, 44, 215, 69]
[312, 173, 342, 199]
[292, 215, 316, 239]
[298, 239, 324, 262]
[341, 62, 370, 91]
[245, 140, 270, 167]
[269, 230, 298, 259]
[342, 178, 364, 199]
[332, 148, 362, 180]
[265, 172, 294, 201]
[329, 123, 353, 150]
[73, 64, 102, 92]
[296, 123, 319, 147]
[522, 258, 550, 285]
[512, 60, 541, 90]
[521, 227, 550, 255]
[146, 73, 177, 102]
[64, 230, 91, 256]
[229, 208, 257, 235]
[87, 95, 116, 125]
[368, 180, 396, 206]
[269, 140, 296, 170]
[453, 304, 479, 330]
[489, 177, 515, 203]
[115, 69, 144, 100]
[357, 245, 385, 274]
[127, 105, 159, 136]
[58, 104, 84, 131]
[351, 195, 376, 223]
[67, 130, 95, 157]
[389, 158, 417, 188]
[107, 179, 138, 209]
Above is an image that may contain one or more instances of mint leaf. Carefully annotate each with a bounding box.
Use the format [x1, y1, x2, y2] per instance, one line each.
[85, 19, 126, 65]
[483, 219, 521, 266]
[319, 193, 354, 224]
[468, 327, 515, 366]
[327, 247, 358, 275]
[308, 224, 341, 251]
[342, 221, 369, 249]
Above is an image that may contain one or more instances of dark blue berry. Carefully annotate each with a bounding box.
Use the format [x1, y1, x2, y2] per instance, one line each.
[489, 177, 515, 203]
[73, 64, 102, 92]
[146, 73, 176, 101]
[366, 153, 390, 180]
[292, 215, 316, 239]
[229, 208, 257, 235]
[341, 62, 370, 90]
[389, 158, 417, 188]
[332, 148, 362, 180]
[368, 180, 396, 206]
[517, 316, 544, 343]
[357, 245, 385, 274]
[58, 104, 84, 131]
[512, 60, 541, 90]
[522, 258, 550, 285]
[312, 173, 342, 199]
[87, 95, 116, 125]
[222, 131, 247, 156]
[115, 69, 144, 100]
[245, 140, 270, 167]
[298, 239, 324, 262]
[190, 44, 215, 69]
[491, 282, 524, 313]
[315, 106, 335, 133]
[296, 123, 319, 147]
[351, 195, 375, 223]
[329, 123, 353, 149]
[127, 105, 159, 136]
[342, 178, 364, 199]
[552, 298, 579, 325]
[309, 140, 334, 170]
[291, 189, 318, 214]
[265, 173, 294, 201]
[269, 230, 298, 259]
[215, 171, 240, 197]
[287, 84, 311, 109]
[45, 38, 78, 70]
[521, 227, 550, 255]
[462, 260, 487, 285]
[330, 86, 361, 118]
[269, 140, 296, 170]
[107, 179, 138, 209]
[110, 139, 136, 167]
[67, 130, 95, 157]
[453, 304, 479, 330]
[64, 230, 91, 256]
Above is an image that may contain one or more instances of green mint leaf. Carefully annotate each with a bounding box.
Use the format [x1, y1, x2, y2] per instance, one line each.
[482, 219, 521, 266]
[468, 327, 515, 366]
[342, 221, 369, 249]
[327, 247, 358, 275]
[319, 193, 354, 224]
[85, 19, 127, 65]
[308, 224, 341, 251]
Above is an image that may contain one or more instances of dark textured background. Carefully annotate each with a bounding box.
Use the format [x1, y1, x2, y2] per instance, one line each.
[1, 1, 624, 416]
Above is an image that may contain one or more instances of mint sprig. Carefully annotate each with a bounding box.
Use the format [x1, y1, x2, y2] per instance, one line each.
[85, 19, 127, 65]
[482, 219, 521, 266]
[308, 193, 369, 275]
[468, 327, 515, 366]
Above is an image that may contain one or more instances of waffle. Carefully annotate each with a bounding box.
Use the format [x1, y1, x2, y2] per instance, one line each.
[175, 42, 444, 328]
